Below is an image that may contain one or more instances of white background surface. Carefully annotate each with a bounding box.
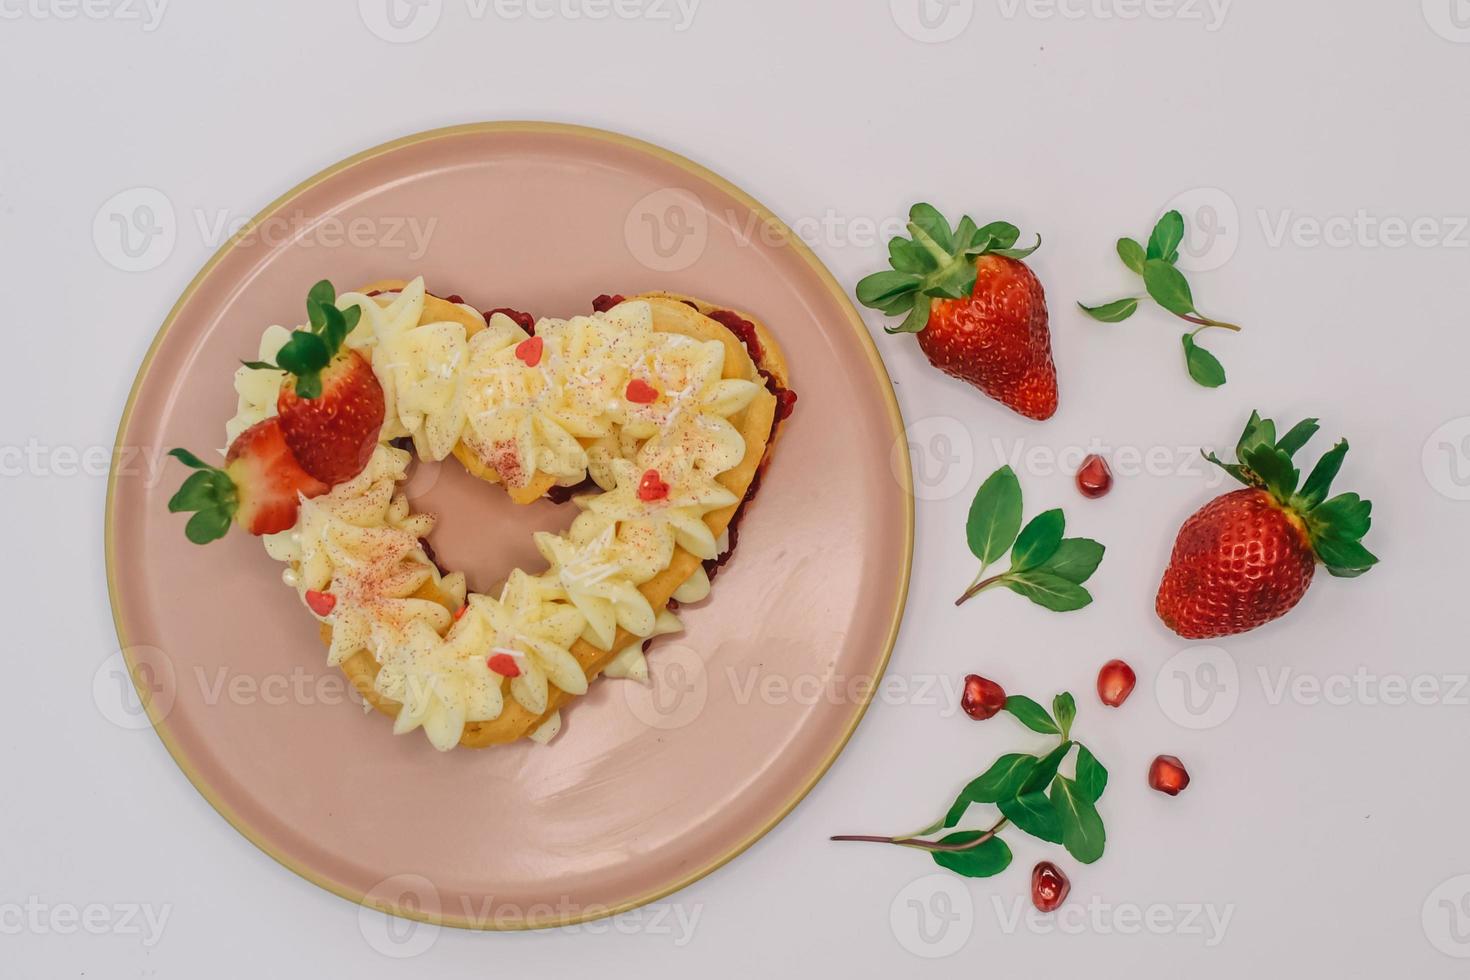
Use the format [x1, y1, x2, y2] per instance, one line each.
[4, 0, 1470, 976]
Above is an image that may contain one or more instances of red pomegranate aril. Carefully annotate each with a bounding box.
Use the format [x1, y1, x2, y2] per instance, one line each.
[304, 590, 336, 617]
[1076, 454, 1113, 498]
[961, 674, 1007, 721]
[591, 293, 625, 313]
[487, 653, 521, 678]
[1149, 755, 1191, 796]
[1097, 659, 1137, 707]
[625, 378, 659, 404]
[1031, 861, 1071, 912]
[514, 336, 544, 367]
[637, 469, 670, 502]
[486, 307, 535, 333]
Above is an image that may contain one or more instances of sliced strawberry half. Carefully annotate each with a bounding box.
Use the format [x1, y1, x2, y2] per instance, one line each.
[168, 417, 329, 542]
[245, 280, 386, 486]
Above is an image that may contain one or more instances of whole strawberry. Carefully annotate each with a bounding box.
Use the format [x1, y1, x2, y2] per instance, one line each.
[1156, 412, 1378, 638]
[246, 280, 385, 486]
[857, 204, 1057, 420]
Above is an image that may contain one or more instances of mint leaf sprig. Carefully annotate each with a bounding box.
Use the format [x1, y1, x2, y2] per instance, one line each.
[242, 279, 362, 399]
[832, 690, 1109, 876]
[1078, 210, 1241, 388]
[955, 465, 1105, 610]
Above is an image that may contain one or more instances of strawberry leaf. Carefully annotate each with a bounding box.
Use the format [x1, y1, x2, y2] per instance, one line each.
[1298, 439, 1348, 508]
[1203, 450, 1251, 487]
[1241, 442, 1300, 501]
[1147, 210, 1185, 264]
[1182, 334, 1227, 387]
[966, 466, 1023, 564]
[855, 270, 921, 308]
[1006, 570, 1093, 611]
[888, 237, 934, 274]
[1078, 298, 1139, 323]
[1037, 538, 1105, 584]
[1004, 695, 1060, 735]
[1145, 260, 1196, 316]
[1311, 492, 1372, 541]
[974, 220, 1021, 250]
[1009, 509, 1065, 571]
[240, 360, 280, 372]
[1314, 535, 1379, 576]
[1117, 237, 1147, 274]
[931, 832, 1013, 878]
[891, 297, 932, 334]
[1276, 418, 1320, 457]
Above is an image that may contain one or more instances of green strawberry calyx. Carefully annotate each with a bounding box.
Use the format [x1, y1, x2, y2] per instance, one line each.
[165, 448, 238, 545]
[1203, 411, 1379, 578]
[242, 279, 362, 400]
[855, 203, 1040, 335]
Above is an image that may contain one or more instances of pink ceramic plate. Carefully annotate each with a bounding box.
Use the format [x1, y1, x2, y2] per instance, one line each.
[107, 123, 912, 929]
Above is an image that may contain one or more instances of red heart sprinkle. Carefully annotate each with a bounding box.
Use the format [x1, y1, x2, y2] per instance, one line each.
[453, 605, 468, 621]
[487, 653, 521, 678]
[637, 469, 670, 502]
[304, 590, 336, 616]
[625, 378, 659, 404]
[514, 336, 543, 367]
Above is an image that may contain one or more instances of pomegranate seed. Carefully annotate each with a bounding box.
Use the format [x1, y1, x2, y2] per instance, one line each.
[304, 590, 336, 616]
[637, 469, 670, 502]
[1149, 755, 1191, 796]
[960, 674, 1007, 720]
[591, 293, 625, 312]
[625, 379, 659, 404]
[1096, 659, 1137, 707]
[514, 336, 543, 367]
[485, 307, 534, 333]
[487, 653, 521, 678]
[1031, 861, 1071, 912]
[775, 387, 798, 421]
[1076, 454, 1113, 498]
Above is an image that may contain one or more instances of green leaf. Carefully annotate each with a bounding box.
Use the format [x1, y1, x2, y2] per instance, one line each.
[185, 508, 233, 544]
[999, 791, 1063, 844]
[908, 203, 954, 253]
[1004, 695, 1059, 735]
[888, 237, 935, 274]
[1037, 538, 1105, 584]
[924, 257, 978, 300]
[966, 466, 1023, 565]
[168, 447, 213, 470]
[943, 754, 1038, 828]
[1275, 418, 1320, 457]
[931, 832, 1013, 878]
[274, 332, 331, 377]
[1052, 693, 1076, 739]
[1078, 298, 1139, 323]
[1237, 411, 1275, 456]
[321, 304, 348, 352]
[306, 280, 335, 327]
[885, 296, 932, 335]
[1117, 237, 1147, 274]
[1010, 509, 1065, 571]
[168, 470, 222, 512]
[240, 360, 280, 372]
[1298, 439, 1348, 508]
[1314, 535, 1379, 576]
[1074, 744, 1108, 803]
[1181, 334, 1227, 388]
[1311, 492, 1372, 541]
[1147, 210, 1185, 263]
[992, 235, 1041, 260]
[1050, 776, 1106, 864]
[1144, 260, 1196, 316]
[1005, 570, 1093, 611]
[293, 373, 324, 400]
[1202, 450, 1249, 486]
[856, 270, 921, 309]
[1020, 740, 1073, 794]
[974, 221, 1021, 250]
[1241, 443, 1300, 501]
